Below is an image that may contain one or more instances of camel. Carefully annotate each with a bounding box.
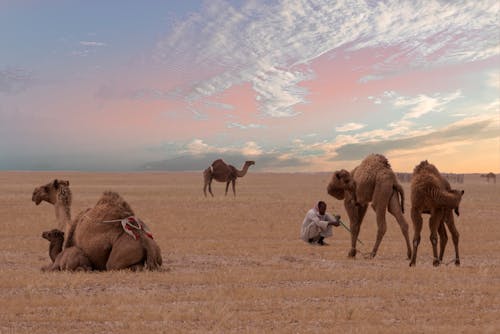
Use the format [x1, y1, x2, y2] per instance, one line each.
[410, 160, 462, 266]
[33, 180, 163, 271]
[480, 172, 496, 184]
[41, 229, 92, 271]
[203, 159, 255, 196]
[409, 160, 464, 267]
[42, 229, 64, 262]
[32, 179, 72, 246]
[327, 154, 412, 259]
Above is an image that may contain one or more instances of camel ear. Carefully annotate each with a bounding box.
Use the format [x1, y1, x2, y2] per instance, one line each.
[335, 171, 341, 180]
[461, 190, 464, 195]
[53, 179, 59, 189]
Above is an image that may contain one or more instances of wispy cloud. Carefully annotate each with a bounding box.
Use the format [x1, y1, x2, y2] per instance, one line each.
[0, 67, 34, 94]
[335, 122, 366, 132]
[79, 41, 107, 47]
[394, 90, 462, 119]
[155, 0, 498, 118]
[227, 122, 266, 129]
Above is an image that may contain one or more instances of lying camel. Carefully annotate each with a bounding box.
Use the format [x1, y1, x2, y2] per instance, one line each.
[41, 229, 92, 271]
[33, 180, 163, 271]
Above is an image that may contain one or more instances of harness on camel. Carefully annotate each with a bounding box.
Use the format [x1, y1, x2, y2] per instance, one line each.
[102, 216, 154, 240]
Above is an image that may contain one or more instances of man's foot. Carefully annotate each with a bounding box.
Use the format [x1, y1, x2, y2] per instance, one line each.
[317, 237, 328, 246]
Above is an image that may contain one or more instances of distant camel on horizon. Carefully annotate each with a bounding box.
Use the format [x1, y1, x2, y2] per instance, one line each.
[480, 172, 496, 184]
[203, 159, 255, 196]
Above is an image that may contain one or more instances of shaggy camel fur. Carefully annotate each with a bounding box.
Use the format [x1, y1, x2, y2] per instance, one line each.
[203, 159, 255, 196]
[33, 182, 163, 271]
[409, 160, 464, 267]
[32, 179, 72, 247]
[41, 229, 92, 271]
[327, 154, 412, 259]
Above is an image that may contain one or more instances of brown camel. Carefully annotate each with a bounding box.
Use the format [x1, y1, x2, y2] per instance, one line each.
[42, 229, 64, 262]
[32, 179, 72, 246]
[480, 172, 496, 184]
[203, 159, 255, 196]
[33, 180, 163, 271]
[409, 160, 464, 267]
[41, 229, 92, 271]
[327, 154, 412, 259]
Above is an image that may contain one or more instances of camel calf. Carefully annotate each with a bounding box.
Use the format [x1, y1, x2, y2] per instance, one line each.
[410, 161, 464, 267]
[41, 229, 92, 271]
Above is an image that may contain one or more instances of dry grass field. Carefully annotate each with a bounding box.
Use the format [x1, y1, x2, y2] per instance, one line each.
[1, 171, 499, 333]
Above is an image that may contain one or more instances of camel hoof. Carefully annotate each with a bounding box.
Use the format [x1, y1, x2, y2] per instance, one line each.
[409, 261, 415, 267]
[433, 259, 440, 267]
[368, 252, 376, 259]
[455, 259, 460, 266]
[348, 249, 357, 258]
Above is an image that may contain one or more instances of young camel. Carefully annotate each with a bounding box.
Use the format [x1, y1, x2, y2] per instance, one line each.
[203, 159, 255, 196]
[41, 229, 92, 271]
[327, 154, 412, 259]
[409, 160, 464, 267]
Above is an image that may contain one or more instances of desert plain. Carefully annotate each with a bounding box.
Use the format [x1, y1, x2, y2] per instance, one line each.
[0, 171, 499, 333]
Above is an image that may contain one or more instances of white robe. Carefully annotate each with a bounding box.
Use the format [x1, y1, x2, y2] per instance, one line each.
[300, 208, 337, 242]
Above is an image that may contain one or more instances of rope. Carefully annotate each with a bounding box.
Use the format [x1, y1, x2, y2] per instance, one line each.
[335, 217, 373, 258]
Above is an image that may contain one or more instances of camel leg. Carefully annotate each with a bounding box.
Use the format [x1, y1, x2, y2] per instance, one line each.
[438, 219, 448, 262]
[231, 179, 236, 196]
[369, 182, 392, 258]
[409, 208, 423, 267]
[208, 179, 214, 197]
[388, 190, 412, 260]
[225, 181, 230, 196]
[429, 209, 444, 267]
[345, 200, 368, 258]
[444, 211, 460, 266]
[106, 234, 145, 271]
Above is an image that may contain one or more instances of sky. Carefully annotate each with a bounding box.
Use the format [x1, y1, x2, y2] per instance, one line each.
[1, 0, 499, 173]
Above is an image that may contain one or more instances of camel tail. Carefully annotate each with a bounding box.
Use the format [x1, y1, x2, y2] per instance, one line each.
[393, 182, 405, 214]
[140, 235, 163, 271]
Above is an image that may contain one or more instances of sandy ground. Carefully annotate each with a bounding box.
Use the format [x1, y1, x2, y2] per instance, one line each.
[0, 171, 499, 333]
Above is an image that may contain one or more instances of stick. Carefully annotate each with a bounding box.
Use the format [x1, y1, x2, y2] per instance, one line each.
[337, 218, 364, 245]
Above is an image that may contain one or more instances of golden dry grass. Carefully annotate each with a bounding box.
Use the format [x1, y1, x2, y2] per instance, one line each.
[1, 171, 499, 333]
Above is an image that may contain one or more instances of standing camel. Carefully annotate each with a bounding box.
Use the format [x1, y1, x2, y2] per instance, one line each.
[480, 172, 496, 184]
[203, 159, 255, 197]
[327, 154, 412, 259]
[409, 161, 464, 267]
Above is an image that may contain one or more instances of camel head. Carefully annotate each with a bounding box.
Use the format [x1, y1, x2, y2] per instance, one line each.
[41, 228, 64, 241]
[245, 161, 255, 167]
[32, 179, 70, 205]
[451, 189, 465, 216]
[327, 169, 356, 200]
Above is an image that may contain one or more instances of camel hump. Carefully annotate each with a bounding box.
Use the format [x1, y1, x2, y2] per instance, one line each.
[211, 159, 227, 168]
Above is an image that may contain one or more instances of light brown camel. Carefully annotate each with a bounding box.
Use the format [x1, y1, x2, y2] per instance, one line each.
[480, 172, 496, 184]
[41, 229, 92, 271]
[409, 160, 464, 267]
[33, 180, 163, 271]
[327, 154, 412, 259]
[203, 159, 255, 196]
[32, 179, 72, 246]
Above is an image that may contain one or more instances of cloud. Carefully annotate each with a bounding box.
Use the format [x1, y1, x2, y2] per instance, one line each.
[335, 122, 366, 132]
[226, 122, 266, 129]
[329, 115, 499, 162]
[79, 41, 107, 47]
[390, 90, 462, 119]
[0, 67, 34, 94]
[155, 0, 498, 118]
